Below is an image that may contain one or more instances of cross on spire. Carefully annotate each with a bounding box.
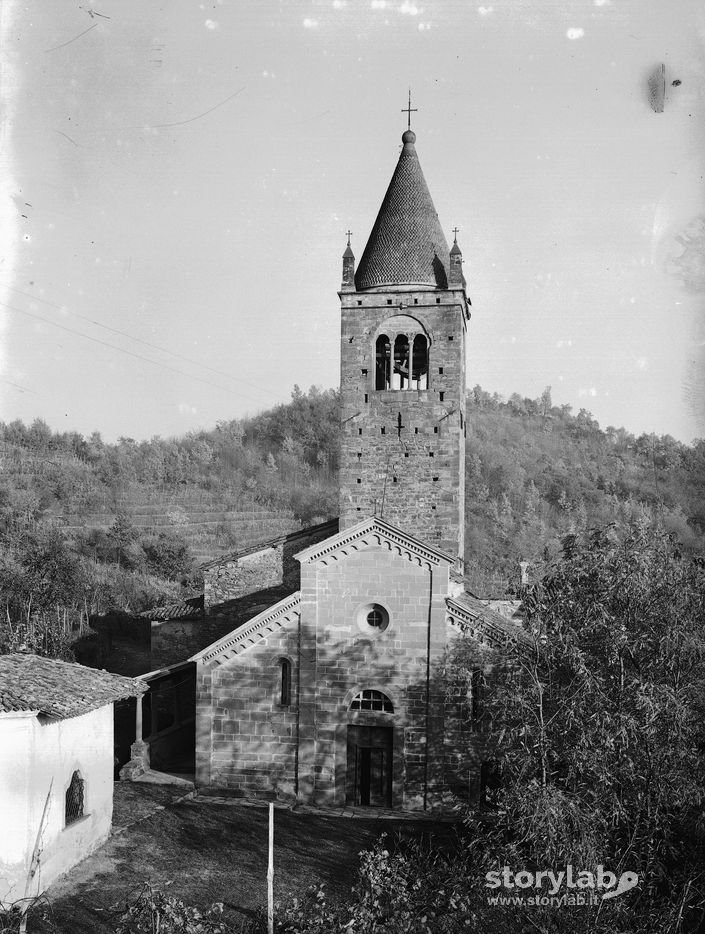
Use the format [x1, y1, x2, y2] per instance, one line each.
[401, 89, 417, 130]
[346, 229, 353, 246]
[452, 227, 460, 242]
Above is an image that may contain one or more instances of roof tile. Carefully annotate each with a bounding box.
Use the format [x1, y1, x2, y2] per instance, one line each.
[447, 592, 530, 645]
[0, 653, 147, 719]
[140, 595, 204, 621]
[355, 131, 450, 291]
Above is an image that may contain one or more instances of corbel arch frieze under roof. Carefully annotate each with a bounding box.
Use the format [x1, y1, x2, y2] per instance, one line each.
[192, 592, 301, 667]
[294, 516, 453, 571]
[446, 596, 529, 650]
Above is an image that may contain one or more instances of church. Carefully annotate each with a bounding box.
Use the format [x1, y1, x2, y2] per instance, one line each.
[133, 120, 525, 812]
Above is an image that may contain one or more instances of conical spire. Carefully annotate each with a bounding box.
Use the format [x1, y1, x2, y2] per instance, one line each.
[355, 130, 450, 291]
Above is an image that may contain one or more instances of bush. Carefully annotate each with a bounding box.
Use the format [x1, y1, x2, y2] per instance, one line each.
[269, 834, 478, 934]
[113, 885, 230, 934]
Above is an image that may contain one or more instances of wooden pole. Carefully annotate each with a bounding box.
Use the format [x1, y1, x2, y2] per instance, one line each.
[135, 693, 143, 742]
[267, 802, 274, 934]
[21, 782, 53, 933]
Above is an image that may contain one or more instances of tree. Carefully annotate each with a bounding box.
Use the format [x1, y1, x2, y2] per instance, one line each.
[0, 525, 91, 658]
[476, 522, 705, 930]
[107, 513, 144, 570]
[539, 384, 552, 416]
[143, 531, 193, 581]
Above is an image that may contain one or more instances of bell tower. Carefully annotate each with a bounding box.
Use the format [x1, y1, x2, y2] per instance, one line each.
[338, 125, 471, 567]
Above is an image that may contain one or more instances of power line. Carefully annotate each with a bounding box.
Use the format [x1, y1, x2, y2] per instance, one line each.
[0, 376, 36, 395]
[44, 23, 98, 53]
[149, 87, 246, 130]
[0, 299, 273, 406]
[0, 282, 282, 402]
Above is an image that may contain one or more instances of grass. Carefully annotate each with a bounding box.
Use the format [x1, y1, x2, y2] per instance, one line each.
[27, 783, 458, 933]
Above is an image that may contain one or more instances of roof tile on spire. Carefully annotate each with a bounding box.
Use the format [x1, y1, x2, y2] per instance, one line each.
[355, 130, 449, 291]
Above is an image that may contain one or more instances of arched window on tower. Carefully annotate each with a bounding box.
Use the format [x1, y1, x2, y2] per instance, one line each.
[393, 335, 410, 390]
[411, 334, 429, 390]
[375, 334, 391, 390]
[374, 317, 431, 392]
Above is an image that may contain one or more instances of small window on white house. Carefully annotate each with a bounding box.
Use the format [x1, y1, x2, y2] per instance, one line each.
[65, 770, 85, 825]
[279, 659, 292, 707]
[350, 690, 394, 713]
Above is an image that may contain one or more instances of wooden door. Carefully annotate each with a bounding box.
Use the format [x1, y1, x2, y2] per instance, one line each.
[346, 725, 393, 807]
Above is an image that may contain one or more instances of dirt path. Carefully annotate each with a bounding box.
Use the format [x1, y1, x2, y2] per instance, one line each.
[30, 784, 456, 933]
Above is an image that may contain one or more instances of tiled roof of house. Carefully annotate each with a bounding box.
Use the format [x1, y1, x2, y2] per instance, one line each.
[140, 594, 204, 621]
[0, 653, 147, 719]
[355, 130, 450, 291]
[0, 689, 36, 712]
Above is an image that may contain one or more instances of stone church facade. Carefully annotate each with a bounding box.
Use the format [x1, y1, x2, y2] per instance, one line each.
[186, 125, 525, 811]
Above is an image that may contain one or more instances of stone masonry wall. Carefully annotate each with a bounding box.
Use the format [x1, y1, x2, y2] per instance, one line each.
[299, 541, 451, 810]
[440, 626, 496, 802]
[196, 621, 300, 797]
[203, 521, 337, 610]
[338, 292, 467, 565]
[151, 617, 242, 670]
[194, 539, 495, 811]
[205, 548, 282, 609]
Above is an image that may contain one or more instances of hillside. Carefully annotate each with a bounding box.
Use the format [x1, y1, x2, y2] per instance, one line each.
[462, 386, 705, 593]
[0, 383, 702, 650]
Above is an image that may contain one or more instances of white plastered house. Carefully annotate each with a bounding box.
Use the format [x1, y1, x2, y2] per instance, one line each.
[0, 653, 147, 907]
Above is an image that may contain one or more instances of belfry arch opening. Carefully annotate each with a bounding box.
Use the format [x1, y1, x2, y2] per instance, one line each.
[375, 335, 391, 389]
[394, 335, 410, 389]
[412, 334, 429, 388]
[374, 316, 430, 391]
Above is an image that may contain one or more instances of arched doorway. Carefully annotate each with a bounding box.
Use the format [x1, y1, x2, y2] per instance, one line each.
[345, 690, 394, 807]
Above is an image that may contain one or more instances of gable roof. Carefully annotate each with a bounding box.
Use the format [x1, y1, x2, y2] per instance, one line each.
[139, 659, 195, 683]
[446, 592, 531, 648]
[140, 520, 340, 624]
[200, 519, 338, 570]
[295, 515, 454, 568]
[355, 130, 450, 291]
[0, 654, 147, 720]
[191, 591, 301, 666]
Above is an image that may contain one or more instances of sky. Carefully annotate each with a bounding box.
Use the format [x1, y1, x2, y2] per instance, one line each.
[0, 0, 704, 444]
